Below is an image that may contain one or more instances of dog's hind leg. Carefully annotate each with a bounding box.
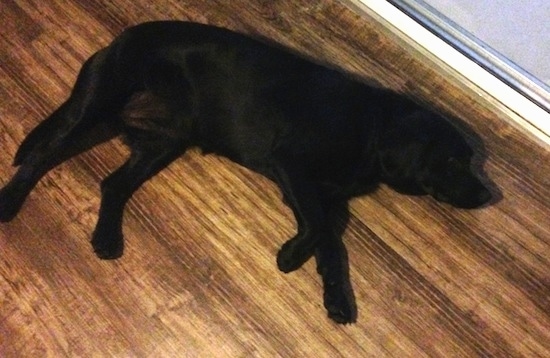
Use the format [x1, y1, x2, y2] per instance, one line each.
[91, 135, 186, 259]
[0, 48, 130, 222]
[13, 48, 127, 166]
[0, 122, 118, 222]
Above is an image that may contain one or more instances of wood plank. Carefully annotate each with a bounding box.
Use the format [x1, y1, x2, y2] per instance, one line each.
[1, 0, 549, 356]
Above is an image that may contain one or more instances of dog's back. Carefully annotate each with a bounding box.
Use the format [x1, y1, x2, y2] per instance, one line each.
[98, 22, 381, 184]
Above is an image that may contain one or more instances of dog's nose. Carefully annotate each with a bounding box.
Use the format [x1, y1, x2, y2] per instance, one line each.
[476, 187, 492, 206]
[479, 187, 492, 203]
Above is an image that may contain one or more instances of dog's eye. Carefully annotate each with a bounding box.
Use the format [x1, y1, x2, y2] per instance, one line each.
[447, 157, 465, 168]
[446, 157, 468, 176]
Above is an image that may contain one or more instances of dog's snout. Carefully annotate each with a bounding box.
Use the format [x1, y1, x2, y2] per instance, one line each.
[456, 182, 492, 209]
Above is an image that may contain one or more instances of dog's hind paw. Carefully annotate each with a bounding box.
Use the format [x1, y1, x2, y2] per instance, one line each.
[0, 185, 25, 222]
[92, 238, 124, 259]
[91, 226, 124, 260]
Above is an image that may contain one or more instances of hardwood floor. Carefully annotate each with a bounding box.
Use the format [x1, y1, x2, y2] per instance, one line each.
[1, 0, 548, 356]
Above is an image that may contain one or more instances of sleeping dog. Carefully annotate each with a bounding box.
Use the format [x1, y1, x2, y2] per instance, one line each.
[0, 21, 491, 323]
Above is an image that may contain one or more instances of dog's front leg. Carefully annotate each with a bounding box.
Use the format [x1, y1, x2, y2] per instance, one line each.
[272, 160, 325, 273]
[314, 199, 356, 324]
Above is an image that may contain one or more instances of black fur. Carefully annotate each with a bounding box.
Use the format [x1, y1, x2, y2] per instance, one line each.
[0, 21, 492, 323]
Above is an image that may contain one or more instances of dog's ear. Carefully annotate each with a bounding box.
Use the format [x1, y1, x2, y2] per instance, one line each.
[376, 107, 439, 195]
[377, 129, 429, 195]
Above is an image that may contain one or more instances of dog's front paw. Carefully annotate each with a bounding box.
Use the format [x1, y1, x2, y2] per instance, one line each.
[0, 185, 25, 222]
[276, 238, 315, 273]
[91, 225, 124, 260]
[324, 284, 354, 324]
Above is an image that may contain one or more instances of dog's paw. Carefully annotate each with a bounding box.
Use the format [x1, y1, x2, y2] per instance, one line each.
[324, 285, 354, 324]
[91, 226, 124, 260]
[276, 239, 314, 273]
[0, 185, 24, 222]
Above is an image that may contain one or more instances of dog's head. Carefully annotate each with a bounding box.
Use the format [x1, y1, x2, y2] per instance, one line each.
[377, 110, 491, 209]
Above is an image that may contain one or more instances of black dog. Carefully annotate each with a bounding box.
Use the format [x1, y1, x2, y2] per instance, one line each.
[0, 21, 491, 323]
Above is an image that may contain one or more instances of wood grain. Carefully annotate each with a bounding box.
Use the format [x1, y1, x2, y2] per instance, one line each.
[1, 0, 548, 357]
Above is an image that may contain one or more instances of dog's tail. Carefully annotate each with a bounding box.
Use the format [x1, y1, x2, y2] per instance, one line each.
[13, 46, 132, 166]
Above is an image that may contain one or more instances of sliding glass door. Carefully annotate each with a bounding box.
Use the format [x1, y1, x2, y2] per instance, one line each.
[388, 0, 549, 112]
